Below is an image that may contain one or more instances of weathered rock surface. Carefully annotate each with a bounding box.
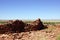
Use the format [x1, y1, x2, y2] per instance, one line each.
[0, 20, 25, 33]
[24, 18, 44, 31]
[11, 20, 25, 32]
[0, 18, 45, 33]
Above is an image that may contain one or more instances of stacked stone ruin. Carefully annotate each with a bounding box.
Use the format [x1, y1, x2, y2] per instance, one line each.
[0, 18, 45, 33]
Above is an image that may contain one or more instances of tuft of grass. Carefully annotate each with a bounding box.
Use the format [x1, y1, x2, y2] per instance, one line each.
[56, 34, 60, 40]
[45, 25, 56, 32]
[0, 22, 7, 24]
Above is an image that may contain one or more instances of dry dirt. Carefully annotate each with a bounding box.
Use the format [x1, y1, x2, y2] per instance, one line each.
[0, 24, 60, 40]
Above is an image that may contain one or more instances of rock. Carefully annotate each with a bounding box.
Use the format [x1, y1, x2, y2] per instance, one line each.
[0, 20, 25, 33]
[11, 20, 25, 32]
[24, 18, 45, 31]
[0, 18, 46, 33]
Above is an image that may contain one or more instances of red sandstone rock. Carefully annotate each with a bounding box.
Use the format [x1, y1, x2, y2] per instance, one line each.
[24, 18, 44, 31]
[11, 20, 25, 32]
[0, 20, 25, 33]
[0, 18, 45, 33]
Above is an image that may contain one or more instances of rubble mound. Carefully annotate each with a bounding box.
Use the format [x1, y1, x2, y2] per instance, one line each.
[11, 20, 25, 32]
[24, 18, 44, 31]
[0, 18, 46, 33]
[0, 20, 25, 33]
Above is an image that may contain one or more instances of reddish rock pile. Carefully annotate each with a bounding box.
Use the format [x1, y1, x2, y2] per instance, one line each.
[11, 20, 25, 32]
[24, 18, 44, 31]
[0, 20, 25, 33]
[0, 18, 45, 33]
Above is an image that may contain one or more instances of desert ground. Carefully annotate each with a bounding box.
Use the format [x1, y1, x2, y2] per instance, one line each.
[0, 19, 60, 40]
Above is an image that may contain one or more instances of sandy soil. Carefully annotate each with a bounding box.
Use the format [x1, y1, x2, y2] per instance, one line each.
[0, 24, 60, 40]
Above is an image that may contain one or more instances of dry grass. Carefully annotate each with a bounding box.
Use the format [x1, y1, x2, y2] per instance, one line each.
[0, 20, 60, 40]
[0, 24, 60, 40]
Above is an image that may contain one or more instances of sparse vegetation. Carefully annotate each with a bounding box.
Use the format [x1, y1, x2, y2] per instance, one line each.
[0, 21, 7, 24]
[24, 21, 33, 23]
[43, 22, 60, 25]
[57, 35, 60, 40]
[0, 20, 60, 40]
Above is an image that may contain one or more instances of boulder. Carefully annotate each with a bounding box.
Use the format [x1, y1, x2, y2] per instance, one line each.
[0, 18, 46, 33]
[0, 20, 25, 33]
[11, 20, 25, 32]
[24, 18, 44, 31]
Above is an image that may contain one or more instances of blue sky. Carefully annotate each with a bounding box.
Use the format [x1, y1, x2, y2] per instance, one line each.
[0, 0, 60, 20]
